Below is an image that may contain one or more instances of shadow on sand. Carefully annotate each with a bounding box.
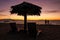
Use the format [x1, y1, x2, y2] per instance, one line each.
[0, 23, 60, 40]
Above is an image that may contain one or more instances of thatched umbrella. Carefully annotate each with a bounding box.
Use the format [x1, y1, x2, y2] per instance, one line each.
[10, 2, 42, 31]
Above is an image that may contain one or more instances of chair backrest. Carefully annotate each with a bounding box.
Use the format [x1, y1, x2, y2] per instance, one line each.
[10, 23, 17, 32]
[28, 23, 37, 38]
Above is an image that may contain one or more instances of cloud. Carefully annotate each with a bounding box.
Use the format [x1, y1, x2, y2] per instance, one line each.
[0, 9, 6, 12]
[0, 10, 10, 16]
[0, 14, 7, 16]
[47, 10, 60, 13]
[0, 10, 4, 12]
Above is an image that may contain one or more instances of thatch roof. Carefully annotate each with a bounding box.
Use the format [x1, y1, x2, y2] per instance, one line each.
[10, 2, 42, 16]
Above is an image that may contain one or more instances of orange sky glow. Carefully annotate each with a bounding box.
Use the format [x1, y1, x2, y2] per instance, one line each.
[0, 11, 60, 20]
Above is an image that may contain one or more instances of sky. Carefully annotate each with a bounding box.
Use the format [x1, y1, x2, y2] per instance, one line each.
[0, 0, 60, 20]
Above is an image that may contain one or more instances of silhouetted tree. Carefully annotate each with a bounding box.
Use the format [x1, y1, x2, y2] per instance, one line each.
[10, 2, 42, 31]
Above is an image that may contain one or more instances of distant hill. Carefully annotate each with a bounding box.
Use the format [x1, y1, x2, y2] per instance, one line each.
[0, 19, 60, 25]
